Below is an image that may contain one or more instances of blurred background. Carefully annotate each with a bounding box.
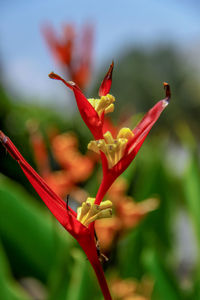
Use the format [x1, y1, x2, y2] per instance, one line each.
[0, 1, 200, 299]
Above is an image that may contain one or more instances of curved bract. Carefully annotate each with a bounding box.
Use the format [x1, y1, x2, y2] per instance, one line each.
[0, 130, 112, 300]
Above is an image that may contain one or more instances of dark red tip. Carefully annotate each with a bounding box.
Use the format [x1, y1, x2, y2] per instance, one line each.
[99, 61, 114, 97]
[163, 82, 171, 100]
[48, 72, 62, 80]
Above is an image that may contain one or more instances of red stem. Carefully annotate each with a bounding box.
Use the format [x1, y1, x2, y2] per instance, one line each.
[79, 237, 112, 300]
[90, 258, 112, 300]
[95, 173, 115, 205]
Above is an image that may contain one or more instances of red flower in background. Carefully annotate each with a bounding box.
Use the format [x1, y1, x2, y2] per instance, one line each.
[42, 23, 93, 89]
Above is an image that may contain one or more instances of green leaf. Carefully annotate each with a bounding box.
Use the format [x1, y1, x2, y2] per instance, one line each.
[117, 227, 144, 278]
[183, 154, 200, 295]
[0, 174, 72, 282]
[0, 240, 31, 300]
[143, 248, 183, 300]
[183, 155, 200, 247]
[46, 231, 75, 300]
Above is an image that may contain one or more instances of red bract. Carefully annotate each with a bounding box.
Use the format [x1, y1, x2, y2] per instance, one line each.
[49, 72, 103, 139]
[0, 131, 112, 300]
[99, 61, 114, 97]
[49, 63, 114, 140]
[94, 83, 171, 205]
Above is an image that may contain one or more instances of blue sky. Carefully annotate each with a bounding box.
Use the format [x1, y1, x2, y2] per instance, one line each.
[1, 0, 200, 107]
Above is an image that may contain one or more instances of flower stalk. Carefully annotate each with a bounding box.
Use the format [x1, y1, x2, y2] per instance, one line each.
[0, 130, 112, 300]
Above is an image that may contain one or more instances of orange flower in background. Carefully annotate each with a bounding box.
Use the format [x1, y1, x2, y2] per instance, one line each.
[114, 196, 159, 229]
[108, 178, 159, 230]
[27, 122, 95, 198]
[26, 121, 51, 177]
[95, 178, 159, 252]
[110, 276, 154, 300]
[42, 23, 93, 89]
[51, 132, 94, 182]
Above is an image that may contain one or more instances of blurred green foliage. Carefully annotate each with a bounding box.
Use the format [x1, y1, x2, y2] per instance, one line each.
[0, 45, 200, 299]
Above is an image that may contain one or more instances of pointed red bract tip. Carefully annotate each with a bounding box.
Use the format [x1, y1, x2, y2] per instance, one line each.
[163, 82, 171, 100]
[99, 61, 114, 97]
[107, 61, 114, 79]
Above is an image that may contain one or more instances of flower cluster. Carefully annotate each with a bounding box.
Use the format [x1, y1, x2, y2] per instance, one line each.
[88, 128, 134, 169]
[0, 62, 170, 300]
[77, 197, 112, 227]
[49, 62, 170, 207]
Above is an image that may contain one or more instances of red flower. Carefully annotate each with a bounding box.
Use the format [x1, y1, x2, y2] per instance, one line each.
[49, 64, 170, 205]
[42, 23, 93, 89]
[49, 62, 114, 140]
[0, 131, 112, 300]
[42, 24, 74, 67]
[0, 63, 171, 300]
